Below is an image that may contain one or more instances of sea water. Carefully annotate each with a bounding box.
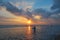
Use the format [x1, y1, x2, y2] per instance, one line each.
[0, 25, 60, 40]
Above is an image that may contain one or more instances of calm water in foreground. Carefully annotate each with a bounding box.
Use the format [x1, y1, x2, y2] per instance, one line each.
[0, 25, 60, 40]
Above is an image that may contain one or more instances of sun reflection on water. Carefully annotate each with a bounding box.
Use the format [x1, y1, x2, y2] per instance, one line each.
[25, 26, 33, 40]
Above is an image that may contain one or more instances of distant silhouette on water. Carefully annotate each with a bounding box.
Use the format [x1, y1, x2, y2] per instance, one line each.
[32, 26, 36, 33]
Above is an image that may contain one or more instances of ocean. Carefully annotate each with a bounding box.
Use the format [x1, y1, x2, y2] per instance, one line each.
[0, 25, 60, 40]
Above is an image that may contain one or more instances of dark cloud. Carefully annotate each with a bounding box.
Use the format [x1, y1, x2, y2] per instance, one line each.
[0, 0, 33, 19]
[32, 8, 52, 18]
[51, 0, 60, 13]
[4, 2, 21, 13]
[0, 0, 51, 19]
[32, 0, 60, 20]
[50, 0, 60, 20]
[51, 0, 60, 10]
[0, 0, 23, 15]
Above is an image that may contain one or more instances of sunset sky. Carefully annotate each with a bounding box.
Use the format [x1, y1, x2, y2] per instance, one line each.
[0, 0, 60, 25]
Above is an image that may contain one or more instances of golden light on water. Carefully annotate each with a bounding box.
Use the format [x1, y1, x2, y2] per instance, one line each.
[25, 26, 32, 40]
[28, 26, 31, 31]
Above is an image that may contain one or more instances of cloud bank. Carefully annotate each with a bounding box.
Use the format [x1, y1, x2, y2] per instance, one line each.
[0, 0, 60, 25]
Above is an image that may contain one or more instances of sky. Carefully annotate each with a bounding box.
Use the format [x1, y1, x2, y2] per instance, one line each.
[0, 0, 60, 25]
[1, 0, 53, 10]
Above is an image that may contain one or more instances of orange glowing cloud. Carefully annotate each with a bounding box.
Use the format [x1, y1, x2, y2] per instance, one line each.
[0, 7, 34, 25]
[32, 15, 42, 20]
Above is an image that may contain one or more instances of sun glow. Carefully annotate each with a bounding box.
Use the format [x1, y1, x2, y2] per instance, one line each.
[27, 20, 32, 24]
[13, 16, 33, 25]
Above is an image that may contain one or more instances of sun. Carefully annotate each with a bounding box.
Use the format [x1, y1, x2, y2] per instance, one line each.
[27, 20, 32, 24]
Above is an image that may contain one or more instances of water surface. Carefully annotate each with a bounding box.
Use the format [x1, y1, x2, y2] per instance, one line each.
[0, 25, 60, 40]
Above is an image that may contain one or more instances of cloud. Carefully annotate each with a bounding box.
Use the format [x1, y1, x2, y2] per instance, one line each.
[0, 7, 31, 25]
[0, 0, 33, 20]
[51, 0, 60, 13]
[0, 0, 60, 25]
[0, 17, 29, 25]
[51, 0, 60, 9]
[50, 0, 60, 20]
[5, 0, 34, 10]
[31, 8, 60, 24]
[32, 8, 51, 18]
[0, 7, 17, 18]
[50, 13, 60, 19]
[0, 0, 34, 16]
[14, 1, 34, 10]
[0, 1, 23, 15]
